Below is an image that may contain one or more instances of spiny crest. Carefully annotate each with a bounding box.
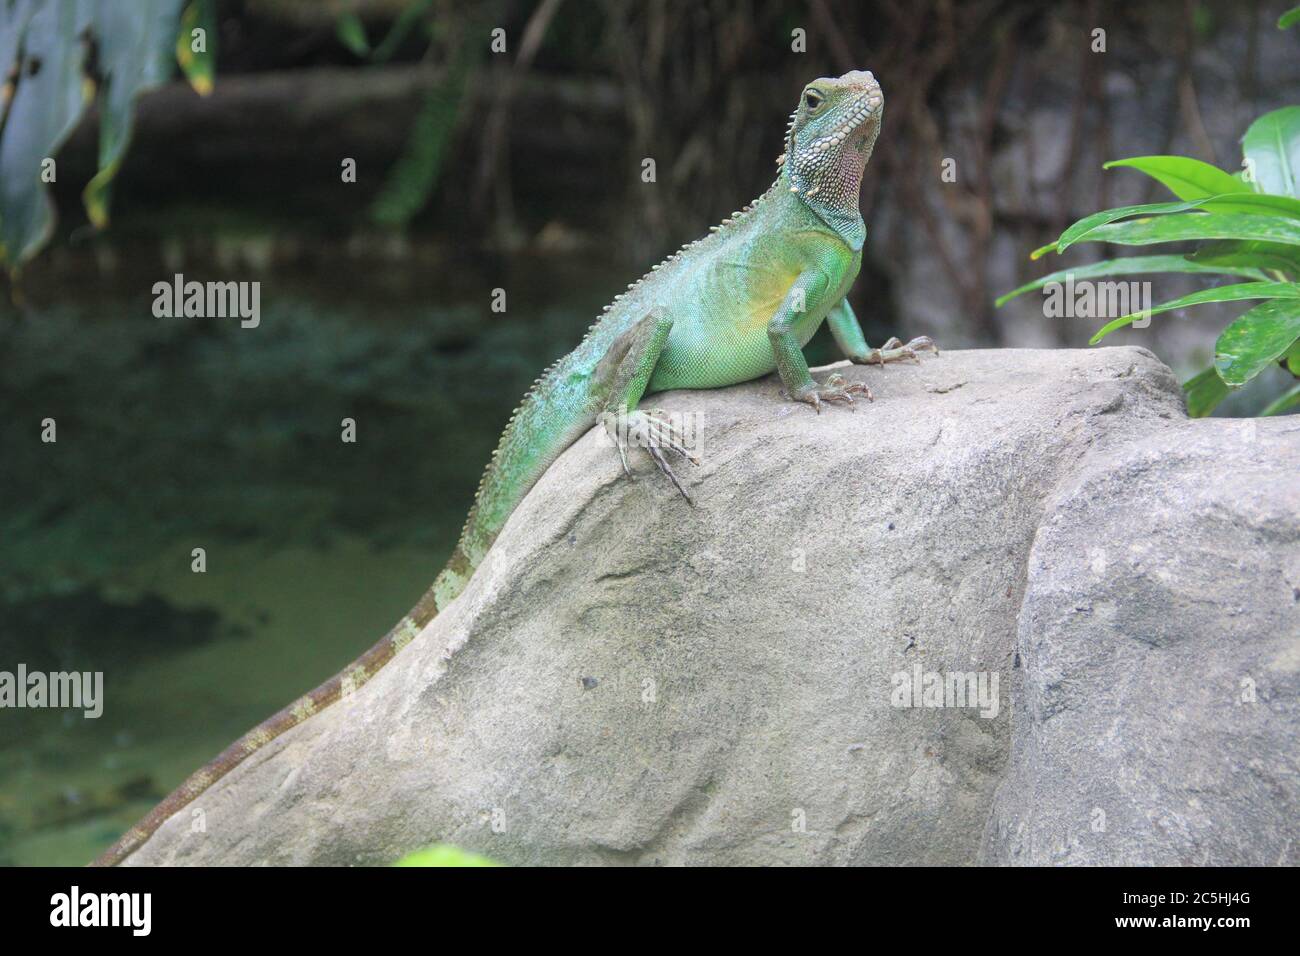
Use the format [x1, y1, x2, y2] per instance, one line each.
[556, 180, 781, 358]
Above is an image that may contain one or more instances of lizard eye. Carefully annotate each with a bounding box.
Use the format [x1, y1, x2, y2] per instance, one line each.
[804, 89, 824, 110]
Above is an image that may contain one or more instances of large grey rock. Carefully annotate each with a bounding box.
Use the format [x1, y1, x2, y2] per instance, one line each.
[121, 347, 1298, 866]
[983, 416, 1300, 865]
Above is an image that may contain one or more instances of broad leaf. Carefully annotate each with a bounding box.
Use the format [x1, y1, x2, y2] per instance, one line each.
[1190, 240, 1300, 277]
[0, 0, 93, 269]
[0, 0, 37, 89]
[1103, 156, 1251, 200]
[1054, 199, 1208, 253]
[1214, 298, 1300, 386]
[175, 0, 216, 96]
[1190, 191, 1300, 214]
[1078, 213, 1300, 250]
[1281, 6, 1300, 29]
[1261, 383, 1300, 416]
[83, 1, 186, 229]
[0, 0, 186, 267]
[1052, 196, 1300, 254]
[1242, 106, 1300, 198]
[1089, 281, 1300, 343]
[995, 254, 1268, 307]
[1187, 192, 1300, 217]
[1183, 366, 1231, 418]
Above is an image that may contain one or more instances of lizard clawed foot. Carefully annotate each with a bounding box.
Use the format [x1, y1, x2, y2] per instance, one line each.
[792, 372, 873, 414]
[860, 335, 940, 366]
[602, 408, 699, 503]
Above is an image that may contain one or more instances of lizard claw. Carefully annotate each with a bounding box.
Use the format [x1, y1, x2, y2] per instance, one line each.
[602, 408, 699, 503]
[793, 372, 873, 412]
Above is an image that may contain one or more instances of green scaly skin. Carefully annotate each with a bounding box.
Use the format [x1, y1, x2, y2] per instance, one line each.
[93, 69, 936, 866]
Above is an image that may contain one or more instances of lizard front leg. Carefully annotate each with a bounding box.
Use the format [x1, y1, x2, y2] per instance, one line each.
[768, 270, 871, 412]
[594, 308, 698, 500]
[826, 297, 939, 366]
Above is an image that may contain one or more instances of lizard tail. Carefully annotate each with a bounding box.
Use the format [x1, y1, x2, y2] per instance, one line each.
[89, 577, 449, 866]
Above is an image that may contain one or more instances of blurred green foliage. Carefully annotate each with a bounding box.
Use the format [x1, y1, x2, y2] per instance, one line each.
[393, 844, 500, 866]
[1000, 91, 1300, 416]
[332, 1, 484, 228]
[369, 54, 475, 227]
[0, 0, 214, 274]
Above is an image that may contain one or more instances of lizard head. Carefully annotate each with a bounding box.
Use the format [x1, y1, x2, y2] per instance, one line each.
[784, 70, 883, 221]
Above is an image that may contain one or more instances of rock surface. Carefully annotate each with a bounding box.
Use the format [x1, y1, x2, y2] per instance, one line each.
[122, 347, 1299, 866]
[983, 416, 1300, 865]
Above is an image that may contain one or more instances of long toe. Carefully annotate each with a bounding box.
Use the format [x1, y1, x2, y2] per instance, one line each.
[648, 444, 693, 503]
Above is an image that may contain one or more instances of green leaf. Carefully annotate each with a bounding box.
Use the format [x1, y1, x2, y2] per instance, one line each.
[1280, 6, 1300, 29]
[1242, 106, 1300, 198]
[0, 0, 36, 90]
[995, 254, 1268, 307]
[175, 0, 217, 96]
[1089, 281, 1300, 344]
[1056, 199, 1210, 252]
[1190, 192, 1300, 217]
[371, 0, 434, 62]
[82, 2, 186, 230]
[1103, 155, 1251, 200]
[1183, 366, 1231, 417]
[1287, 338, 1300, 375]
[1261, 382, 1300, 416]
[1078, 212, 1300, 250]
[0, 0, 94, 270]
[336, 13, 370, 56]
[1061, 196, 1300, 253]
[1214, 298, 1300, 386]
[1189, 240, 1300, 277]
[370, 56, 472, 226]
[393, 844, 499, 867]
[0, 1, 189, 267]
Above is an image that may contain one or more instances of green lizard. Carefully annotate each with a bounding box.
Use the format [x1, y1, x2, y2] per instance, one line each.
[93, 69, 934, 866]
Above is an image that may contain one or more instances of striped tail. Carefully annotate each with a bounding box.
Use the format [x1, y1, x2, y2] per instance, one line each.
[90, 584, 443, 866]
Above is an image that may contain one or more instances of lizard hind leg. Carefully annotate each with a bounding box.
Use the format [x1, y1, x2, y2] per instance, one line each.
[595, 308, 699, 502]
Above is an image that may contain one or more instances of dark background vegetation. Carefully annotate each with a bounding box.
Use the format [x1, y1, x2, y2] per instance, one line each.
[1, 0, 1297, 864]
[12, 0, 1300, 347]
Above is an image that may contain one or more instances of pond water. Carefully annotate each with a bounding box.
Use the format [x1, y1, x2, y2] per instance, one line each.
[0, 247, 651, 864]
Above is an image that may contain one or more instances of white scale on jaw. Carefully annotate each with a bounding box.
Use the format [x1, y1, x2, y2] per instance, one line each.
[788, 91, 882, 198]
[806, 94, 880, 152]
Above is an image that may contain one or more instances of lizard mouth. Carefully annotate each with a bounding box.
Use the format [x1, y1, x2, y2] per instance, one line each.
[806, 93, 883, 155]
